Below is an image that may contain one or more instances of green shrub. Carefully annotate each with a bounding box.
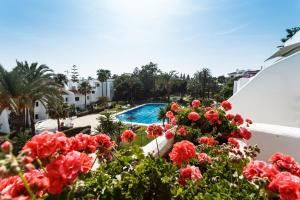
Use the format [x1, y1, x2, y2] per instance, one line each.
[63, 126, 91, 137]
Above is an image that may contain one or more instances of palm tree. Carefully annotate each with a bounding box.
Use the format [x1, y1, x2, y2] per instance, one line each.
[54, 73, 68, 88]
[156, 70, 177, 102]
[0, 65, 25, 133]
[78, 81, 92, 111]
[47, 96, 69, 131]
[158, 107, 167, 125]
[14, 61, 60, 135]
[96, 69, 111, 97]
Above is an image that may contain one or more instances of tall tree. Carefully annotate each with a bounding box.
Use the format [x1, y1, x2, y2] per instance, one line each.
[97, 69, 111, 97]
[71, 65, 79, 83]
[156, 70, 177, 101]
[14, 61, 60, 135]
[47, 96, 69, 131]
[136, 62, 159, 99]
[78, 81, 92, 110]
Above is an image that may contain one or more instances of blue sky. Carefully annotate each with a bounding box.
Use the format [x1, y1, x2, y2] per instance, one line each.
[0, 0, 299, 77]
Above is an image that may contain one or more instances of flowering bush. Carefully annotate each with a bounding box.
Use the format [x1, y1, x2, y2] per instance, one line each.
[0, 131, 114, 199]
[1, 100, 298, 199]
[243, 153, 300, 200]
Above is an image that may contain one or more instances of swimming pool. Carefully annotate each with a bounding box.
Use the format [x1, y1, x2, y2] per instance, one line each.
[115, 103, 167, 125]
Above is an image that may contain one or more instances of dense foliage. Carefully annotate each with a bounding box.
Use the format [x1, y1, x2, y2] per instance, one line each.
[0, 100, 298, 199]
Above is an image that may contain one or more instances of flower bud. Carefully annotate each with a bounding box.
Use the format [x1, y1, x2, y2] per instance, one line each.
[1, 141, 12, 153]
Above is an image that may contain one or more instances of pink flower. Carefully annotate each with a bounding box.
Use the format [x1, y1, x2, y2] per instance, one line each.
[170, 117, 177, 126]
[179, 165, 202, 185]
[46, 151, 92, 195]
[198, 153, 212, 165]
[192, 100, 201, 108]
[166, 111, 174, 119]
[204, 110, 220, 124]
[198, 136, 215, 146]
[171, 102, 180, 112]
[164, 123, 171, 130]
[23, 131, 66, 159]
[94, 134, 114, 150]
[165, 130, 174, 139]
[204, 107, 212, 112]
[178, 126, 187, 135]
[270, 153, 298, 171]
[147, 124, 163, 138]
[1, 141, 12, 153]
[221, 100, 232, 111]
[121, 130, 136, 143]
[239, 128, 252, 140]
[245, 118, 253, 124]
[226, 113, 234, 120]
[233, 114, 244, 125]
[187, 112, 200, 122]
[228, 137, 240, 149]
[0, 170, 49, 198]
[268, 172, 300, 200]
[243, 160, 279, 181]
[169, 140, 196, 166]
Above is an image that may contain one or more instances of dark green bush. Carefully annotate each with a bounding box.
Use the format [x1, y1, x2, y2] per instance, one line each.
[63, 126, 91, 137]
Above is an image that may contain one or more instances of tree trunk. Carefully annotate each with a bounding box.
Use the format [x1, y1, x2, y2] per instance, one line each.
[57, 118, 61, 131]
[102, 82, 104, 97]
[29, 107, 35, 136]
[85, 93, 87, 111]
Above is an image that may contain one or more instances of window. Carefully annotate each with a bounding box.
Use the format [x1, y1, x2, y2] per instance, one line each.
[87, 96, 90, 100]
[75, 97, 79, 101]
[65, 97, 68, 102]
[35, 102, 39, 107]
[35, 114, 39, 119]
[92, 91, 95, 94]
[96, 83, 100, 87]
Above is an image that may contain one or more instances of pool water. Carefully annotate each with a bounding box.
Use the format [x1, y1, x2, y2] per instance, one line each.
[116, 103, 166, 124]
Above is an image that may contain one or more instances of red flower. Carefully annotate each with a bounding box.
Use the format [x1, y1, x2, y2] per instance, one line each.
[179, 165, 202, 185]
[169, 140, 196, 166]
[198, 153, 212, 165]
[192, 100, 201, 108]
[79, 153, 93, 173]
[228, 137, 240, 149]
[233, 114, 244, 125]
[121, 130, 136, 143]
[1, 141, 12, 153]
[0, 170, 49, 198]
[178, 126, 187, 135]
[23, 131, 66, 159]
[165, 130, 174, 139]
[68, 133, 97, 153]
[270, 153, 298, 171]
[243, 160, 279, 181]
[164, 123, 171, 130]
[204, 107, 212, 112]
[147, 124, 163, 138]
[246, 118, 253, 124]
[170, 117, 177, 126]
[198, 136, 215, 146]
[166, 111, 174, 119]
[204, 110, 220, 124]
[268, 172, 300, 200]
[187, 112, 200, 122]
[239, 128, 252, 140]
[171, 102, 180, 112]
[226, 113, 234, 120]
[94, 134, 114, 150]
[46, 151, 91, 195]
[221, 100, 232, 111]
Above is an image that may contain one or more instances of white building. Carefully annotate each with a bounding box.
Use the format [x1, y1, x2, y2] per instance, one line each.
[34, 79, 114, 121]
[229, 30, 300, 161]
[0, 109, 10, 133]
